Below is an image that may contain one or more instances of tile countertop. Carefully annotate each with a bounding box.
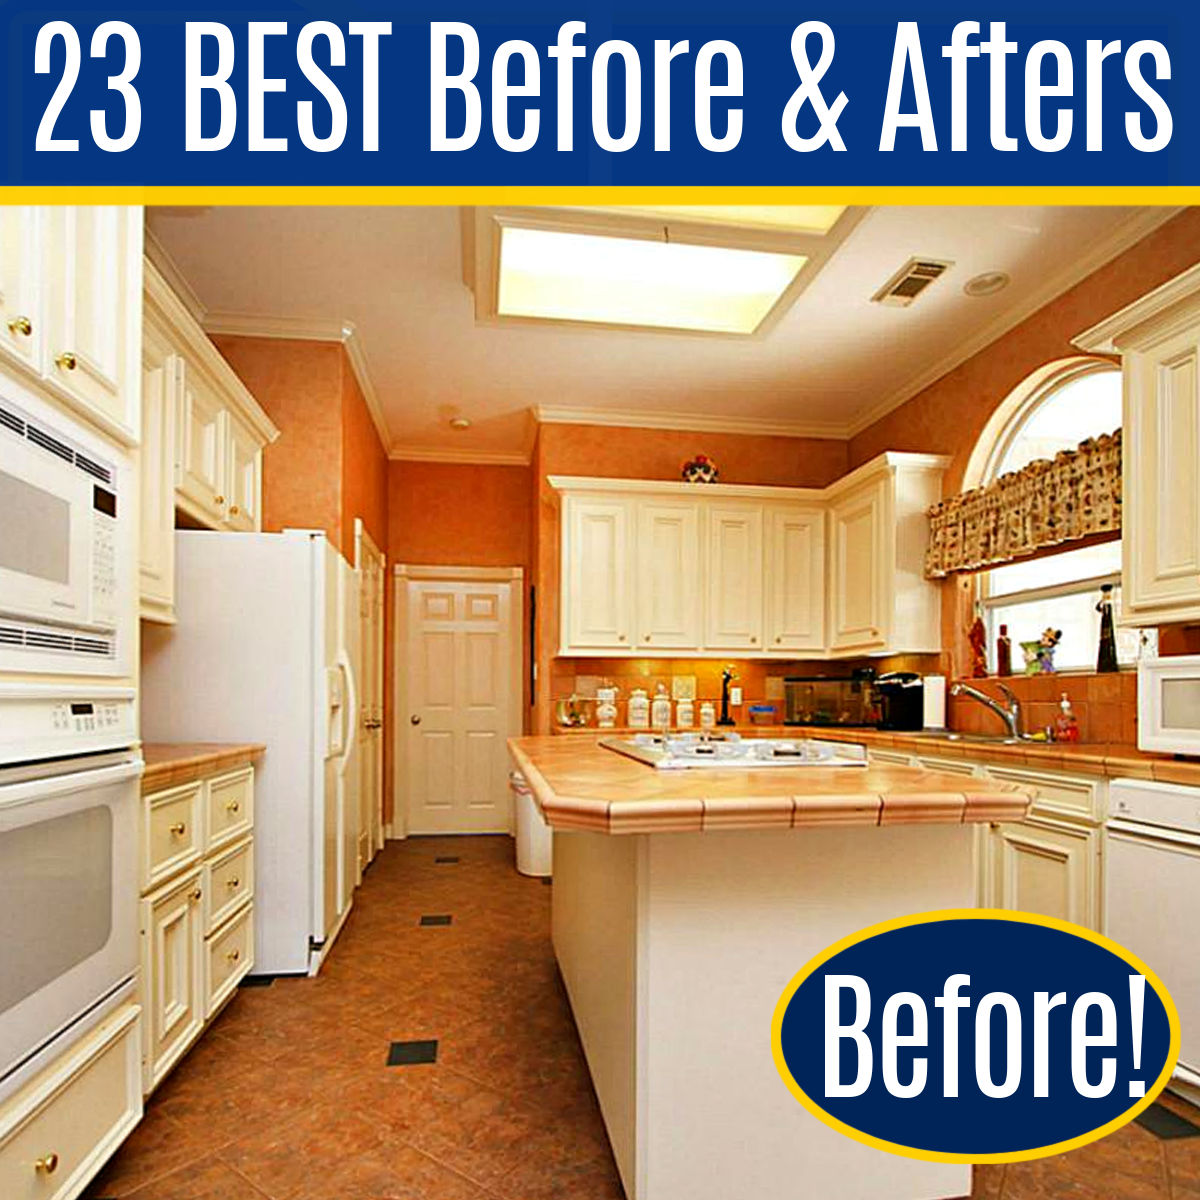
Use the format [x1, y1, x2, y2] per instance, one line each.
[549, 724, 1200, 785]
[509, 735, 1033, 835]
[141, 743, 265, 794]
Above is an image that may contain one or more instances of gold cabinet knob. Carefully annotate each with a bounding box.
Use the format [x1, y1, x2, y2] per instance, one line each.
[226, 799, 240, 814]
[226, 876, 240, 889]
[214, 495, 226, 506]
[55, 351, 77, 371]
[750, 636, 758, 644]
[775, 636, 782, 644]
[226, 948, 241, 963]
[34, 1153, 59, 1175]
[190, 888, 202, 902]
[169, 822, 186, 836]
[618, 633, 627, 642]
[229, 504, 240, 516]
[7, 315, 32, 337]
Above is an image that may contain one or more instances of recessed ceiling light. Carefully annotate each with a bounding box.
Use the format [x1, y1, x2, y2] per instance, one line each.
[449, 416, 471, 430]
[496, 226, 807, 336]
[964, 271, 1011, 298]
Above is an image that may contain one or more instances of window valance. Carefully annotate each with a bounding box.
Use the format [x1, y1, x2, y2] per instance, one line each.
[924, 430, 1121, 579]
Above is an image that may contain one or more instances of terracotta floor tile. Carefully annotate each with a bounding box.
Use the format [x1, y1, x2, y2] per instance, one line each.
[110, 1155, 271, 1200]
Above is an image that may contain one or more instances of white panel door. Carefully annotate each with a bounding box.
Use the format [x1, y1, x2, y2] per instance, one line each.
[176, 372, 227, 526]
[139, 337, 180, 623]
[0, 207, 45, 374]
[705, 505, 764, 651]
[766, 505, 825, 653]
[1124, 326, 1200, 620]
[563, 497, 633, 651]
[829, 479, 887, 652]
[986, 817, 1100, 930]
[338, 557, 361, 902]
[355, 521, 386, 869]
[404, 579, 517, 834]
[636, 500, 702, 650]
[225, 413, 262, 532]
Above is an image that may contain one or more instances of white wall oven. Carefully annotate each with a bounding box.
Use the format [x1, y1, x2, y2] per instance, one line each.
[0, 381, 130, 676]
[1138, 655, 1200, 756]
[0, 686, 139, 1104]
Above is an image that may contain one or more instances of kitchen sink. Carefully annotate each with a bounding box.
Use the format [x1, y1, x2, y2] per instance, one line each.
[905, 731, 1025, 745]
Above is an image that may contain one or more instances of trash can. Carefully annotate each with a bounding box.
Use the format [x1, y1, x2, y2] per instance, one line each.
[511, 770, 552, 878]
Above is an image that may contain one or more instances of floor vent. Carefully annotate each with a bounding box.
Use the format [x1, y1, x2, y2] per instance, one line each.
[872, 258, 953, 308]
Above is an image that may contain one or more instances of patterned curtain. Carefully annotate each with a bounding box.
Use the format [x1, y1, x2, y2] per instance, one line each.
[925, 430, 1121, 579]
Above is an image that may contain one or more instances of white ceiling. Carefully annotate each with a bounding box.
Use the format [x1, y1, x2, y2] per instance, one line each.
[147, 204, 1172, 462]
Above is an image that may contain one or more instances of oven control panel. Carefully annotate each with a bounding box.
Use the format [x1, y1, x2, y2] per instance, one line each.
[0, 689, 137, 765]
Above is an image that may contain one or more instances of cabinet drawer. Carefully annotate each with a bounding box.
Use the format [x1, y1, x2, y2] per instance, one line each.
[913, 755, 981, 779]
[143, 783, 203, 892]
[206, 769, 253, 852]
[205, 903, 254, 1019]
[0, 1004, 141, 1200]
[203, 838, 253, 935]
[869, 749, 916, 768]
[984, 765, 1103, 823]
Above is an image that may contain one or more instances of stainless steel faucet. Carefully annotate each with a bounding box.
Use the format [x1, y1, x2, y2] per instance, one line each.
[949, 681, 1023, 739]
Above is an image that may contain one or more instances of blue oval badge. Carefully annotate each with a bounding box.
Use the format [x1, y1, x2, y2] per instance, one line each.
[772, 909, 1180, 1163]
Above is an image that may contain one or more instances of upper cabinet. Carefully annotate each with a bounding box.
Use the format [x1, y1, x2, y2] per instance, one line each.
[0, 206, 142, 444]
[139, 260, 279, 623]
[1076, 265, 1200, 626]
[552, 453, 945, 660]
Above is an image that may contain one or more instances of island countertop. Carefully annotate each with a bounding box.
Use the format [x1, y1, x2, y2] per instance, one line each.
[508, 734, 1033, 834]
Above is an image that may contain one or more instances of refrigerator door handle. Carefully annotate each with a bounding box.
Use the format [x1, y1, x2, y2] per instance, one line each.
[336, 649, 358, 777]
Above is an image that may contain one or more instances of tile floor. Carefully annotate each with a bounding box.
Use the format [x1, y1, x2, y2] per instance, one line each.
[86, 835, 1200, 1200]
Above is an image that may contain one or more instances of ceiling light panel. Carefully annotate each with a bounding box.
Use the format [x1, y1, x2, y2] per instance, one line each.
[496, 226, 807, 335]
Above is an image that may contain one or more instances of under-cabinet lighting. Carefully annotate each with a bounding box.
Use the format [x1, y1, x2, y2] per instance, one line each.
[496, 226, 808, 336]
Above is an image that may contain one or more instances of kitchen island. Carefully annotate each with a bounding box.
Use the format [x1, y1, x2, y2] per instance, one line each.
[508, 735, 1033, 1200]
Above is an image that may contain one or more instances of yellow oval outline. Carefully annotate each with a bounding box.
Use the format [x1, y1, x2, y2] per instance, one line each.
[770, 907, 1182, 1165]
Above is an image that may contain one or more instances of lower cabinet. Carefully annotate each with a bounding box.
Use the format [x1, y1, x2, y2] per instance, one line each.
[0, 1004, 141, 1200]
[140, 765, 256, 1094]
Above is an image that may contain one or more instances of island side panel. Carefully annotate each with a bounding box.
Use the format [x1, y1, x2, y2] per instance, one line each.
[551, 830, 643, 1194]
[642, 825, 975, 1200]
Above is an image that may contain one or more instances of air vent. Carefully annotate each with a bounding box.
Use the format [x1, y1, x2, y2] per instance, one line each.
[0, 396, 116, 485]
[0, 619, 115, 660]
[872, 258, 953, 308]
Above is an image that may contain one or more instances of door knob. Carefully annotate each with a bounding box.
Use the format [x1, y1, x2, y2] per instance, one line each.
[411, 715, 421, 725]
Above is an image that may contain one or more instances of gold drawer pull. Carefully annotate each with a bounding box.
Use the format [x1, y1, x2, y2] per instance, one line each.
[8, 315, 32, 337]
[229, 504, 240, 516]
[169, 822, 186, 836]
[226, 876, 240, 889]
[191, 888, 202, 902]
[214, 494, 226, 506]
[55, 351, 77, 371]
[35, 1153, 59, 1175]
[226, 799, 240, 814]
[226, 948, 241, 963]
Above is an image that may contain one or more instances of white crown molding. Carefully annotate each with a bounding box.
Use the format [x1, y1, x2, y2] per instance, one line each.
[201, 311, 393, 452]
[843, 205, 1184, 439]
[533, 404, 848, 440]
[1073, 261, 1200, 353]
[390, 444, 532, 466]
[143, 227, 208, 325]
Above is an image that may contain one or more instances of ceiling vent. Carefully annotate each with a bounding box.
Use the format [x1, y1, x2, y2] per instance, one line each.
[871, 258, 953, 308]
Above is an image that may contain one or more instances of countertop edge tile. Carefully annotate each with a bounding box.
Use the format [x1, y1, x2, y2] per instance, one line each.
[141, 742, 265, 794]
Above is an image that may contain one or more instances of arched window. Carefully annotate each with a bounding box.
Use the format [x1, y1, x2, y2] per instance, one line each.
[976, 362, 1135, 673]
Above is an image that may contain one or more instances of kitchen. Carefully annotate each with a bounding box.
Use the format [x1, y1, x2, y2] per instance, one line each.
[1, 202, 1199, 1199]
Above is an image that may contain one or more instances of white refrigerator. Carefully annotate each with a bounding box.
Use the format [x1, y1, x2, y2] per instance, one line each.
[141, 530, 361, 975]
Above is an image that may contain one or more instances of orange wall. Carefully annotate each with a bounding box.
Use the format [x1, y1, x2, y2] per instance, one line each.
[341, 369, 389, 555]
[212, 335, 345, 550]
[848, 207, 1200, 679]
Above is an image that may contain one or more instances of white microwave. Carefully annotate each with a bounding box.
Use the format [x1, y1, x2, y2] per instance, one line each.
[0, 390, 127, 675]
[1138, 655, 1200, 756]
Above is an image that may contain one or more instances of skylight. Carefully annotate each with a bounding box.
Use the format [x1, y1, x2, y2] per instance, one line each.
[496, 226, 808, 336]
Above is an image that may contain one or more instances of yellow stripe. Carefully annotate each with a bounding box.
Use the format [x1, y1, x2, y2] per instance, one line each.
[0, 184, 1197, 206]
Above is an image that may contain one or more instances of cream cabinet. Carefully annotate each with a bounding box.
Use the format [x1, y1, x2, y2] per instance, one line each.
[1076, 265, 1200, 626]
[0, 1005, 141, 1200]
[0, 206, 142, 445]
[826, 454, 946, 656]
[552, 452, 943, 660]
[140, 763, 256, 1093]
[139, 260, 279, 623]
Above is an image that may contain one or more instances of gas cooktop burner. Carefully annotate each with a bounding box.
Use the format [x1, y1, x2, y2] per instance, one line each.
[599, 732, 868, 770]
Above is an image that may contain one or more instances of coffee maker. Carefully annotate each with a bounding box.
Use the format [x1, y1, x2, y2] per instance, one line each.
[874, 672, 925, 732]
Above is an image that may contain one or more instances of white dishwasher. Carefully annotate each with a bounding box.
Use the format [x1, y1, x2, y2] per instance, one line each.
[1107, 778, 1200, 1096]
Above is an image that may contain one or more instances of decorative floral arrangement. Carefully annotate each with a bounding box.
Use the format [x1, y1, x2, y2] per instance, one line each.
[925, 430, 1121, 579]
[1020, 627, 1062, 675]
[681, 454, 720, 484]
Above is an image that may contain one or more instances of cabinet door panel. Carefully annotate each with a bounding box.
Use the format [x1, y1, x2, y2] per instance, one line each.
[987, 818, 1099, 930]
[47, 207, 138, 437]
[0, 207, 45, 374]
[705, 505, 764, 651]
[766, 506, 825, 652]
[1125, 330, 1200, 619]
[177, 372, 227, 527]
[829, 481, 886, 652]
[637, 501, 702, 650]
[226, 414, 262, 532]
[562, 498, 632, 651]
[139, 342, 180, 621]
